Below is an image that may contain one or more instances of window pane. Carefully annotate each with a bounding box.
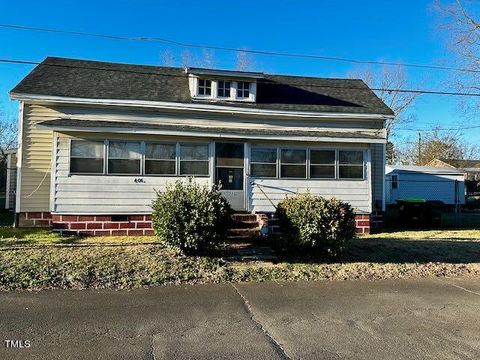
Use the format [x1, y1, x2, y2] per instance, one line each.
[109, 142, 141, 159]
[311, 150, 335, 164]
[180, 161, 209, 175]
[251, 164, 276, 177]
[205, 87, 211, 95]
[281, 149, 306, 163]
[70, 158, 103, 174]
[310, 165, 335, 179]
[145, 160, 175, 175]
[339, 166, 364, 179]
[71, 141, 103, 158]
[180, 144, 209, 160]
[251, 148, 277, 163]
[339, 150, 363, 165]
[145, 143, 175, 160]
[216, 143, 243, 167]
[281, 165, 306, 178]
[108, 159, 141, 174]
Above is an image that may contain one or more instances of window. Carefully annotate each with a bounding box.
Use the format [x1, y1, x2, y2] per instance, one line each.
[391, 174, 398, 189]
[198, 79, 212, 96]
[145, 143, 176, 175]
[108, 141, 141, 174]
[180, 144, 209, 175]
[70, 140, 104, 174]
[310, 150, 335, 179]
[237, 81, 250, 98]
[281, 149, 306, 178]
[217, 80, 231, 98]
[338, 150, 364, 179]
[250, 148, 277, 177]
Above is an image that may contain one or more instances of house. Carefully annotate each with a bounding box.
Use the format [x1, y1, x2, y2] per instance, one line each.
[385, 165, 466, 205]
[9, 57, 393, 235]
[428, 158, 480, 181]
[3, 150, 17, 210]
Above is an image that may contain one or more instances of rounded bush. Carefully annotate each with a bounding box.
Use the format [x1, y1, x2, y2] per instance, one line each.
[275, 193, 356, 256]
[151, 178, 232, 253]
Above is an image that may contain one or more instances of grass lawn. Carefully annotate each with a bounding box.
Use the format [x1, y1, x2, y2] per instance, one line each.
[1, 227, 479, 290]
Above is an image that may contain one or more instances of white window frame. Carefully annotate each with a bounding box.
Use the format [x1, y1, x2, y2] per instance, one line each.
[248, 146, 367, 181]
[236, 81, 251, 99]
[197, 78, 212, 97]
[280, 148, 307, 179]
[107, 140, 143, 176]
[337, 149, 366, 180]
[217, 80, 232, 99]
[179, 142, 211, 177]
[250, 147, 278, 178]
[191, 77, 256, 102]
[69, 139, 106, 175]
[144, 141, 177, 177]
[309, 149, 337, 179]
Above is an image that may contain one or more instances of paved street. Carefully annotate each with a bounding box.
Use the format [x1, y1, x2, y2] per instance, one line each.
[0, 278, 479, 359]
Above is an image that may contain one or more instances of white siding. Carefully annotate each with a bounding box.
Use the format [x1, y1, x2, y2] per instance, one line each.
[53, 136, 210, 214]
[248, 178, 371, 213]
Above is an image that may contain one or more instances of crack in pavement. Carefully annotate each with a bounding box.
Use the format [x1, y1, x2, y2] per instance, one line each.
[437, 279, 480, 297]
[231, 283, 292, 360]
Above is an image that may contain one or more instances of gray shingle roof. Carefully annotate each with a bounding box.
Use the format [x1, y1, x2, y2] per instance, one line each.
[11, 57, 394, 116]
[38, 118, 383, 140]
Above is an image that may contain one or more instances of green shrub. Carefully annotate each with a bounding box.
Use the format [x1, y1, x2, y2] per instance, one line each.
[151, 178, 232, 253]
[275, 193, 356, 256]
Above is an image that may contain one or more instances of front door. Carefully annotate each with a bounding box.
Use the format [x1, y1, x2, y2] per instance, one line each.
[215, 142, 245, 211]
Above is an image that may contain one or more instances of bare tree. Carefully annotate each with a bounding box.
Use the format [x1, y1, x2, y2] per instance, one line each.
[159, 48, 176, 67]
[236, 50, 256, 71]
[0, 105, 17, 174]
[349, 65, 420, 141]
[434, 0, 480, 112]
[397, 127, 478, 165]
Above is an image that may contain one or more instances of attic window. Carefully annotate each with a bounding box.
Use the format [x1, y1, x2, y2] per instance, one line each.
[198, 79, 211, 96]
[237, 81, 250, 98]
[217, 80, 231, 98]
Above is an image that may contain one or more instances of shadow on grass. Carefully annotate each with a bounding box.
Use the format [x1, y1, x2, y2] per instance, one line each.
[272, 237, 480, 265]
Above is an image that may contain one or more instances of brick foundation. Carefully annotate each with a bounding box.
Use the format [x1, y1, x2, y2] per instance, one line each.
[355, 214, 371, 234]
[19, 212, 154, 236]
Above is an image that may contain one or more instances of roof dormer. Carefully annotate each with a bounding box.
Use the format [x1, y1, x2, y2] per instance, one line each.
[186, 67, 264, 103]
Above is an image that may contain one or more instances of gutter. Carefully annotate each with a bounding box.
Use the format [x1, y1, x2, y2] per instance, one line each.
[9, 93, 395, 121]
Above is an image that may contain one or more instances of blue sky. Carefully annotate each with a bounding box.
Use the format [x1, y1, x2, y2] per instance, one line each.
[0, 0, 477, 143]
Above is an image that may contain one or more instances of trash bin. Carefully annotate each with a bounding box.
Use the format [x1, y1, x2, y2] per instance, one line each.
[425, 200, 444, 228]
[396, 199, 426, 228]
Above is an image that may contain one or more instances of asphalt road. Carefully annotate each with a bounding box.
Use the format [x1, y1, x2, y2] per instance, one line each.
[0, 278, 479, 359]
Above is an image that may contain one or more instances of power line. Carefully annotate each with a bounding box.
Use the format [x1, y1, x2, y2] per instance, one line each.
[2, 57, 480, 98]
[0, 23, 478, 74]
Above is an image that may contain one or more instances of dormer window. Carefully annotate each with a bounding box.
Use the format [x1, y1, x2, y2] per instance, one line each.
[217, 80, 231, 98]
[237, 82, 250, 98]
[198, 79, 211, 96]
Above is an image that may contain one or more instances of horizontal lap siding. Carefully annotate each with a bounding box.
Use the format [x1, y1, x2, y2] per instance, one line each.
[54, 135, 210, 214]
[19, 105, 59, 212]
[249, 179, 371, 213]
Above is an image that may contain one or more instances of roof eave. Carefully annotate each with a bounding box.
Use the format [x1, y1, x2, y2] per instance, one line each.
[10, 93, 395, 120]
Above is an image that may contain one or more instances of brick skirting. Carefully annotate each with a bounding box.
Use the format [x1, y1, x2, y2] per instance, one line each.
[355, 214, 371, 234]
[19, 211, 370, 236]
[19, 212, 154, 236]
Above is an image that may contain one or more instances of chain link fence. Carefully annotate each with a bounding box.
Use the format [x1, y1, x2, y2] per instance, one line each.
[384, 176, 480, 229]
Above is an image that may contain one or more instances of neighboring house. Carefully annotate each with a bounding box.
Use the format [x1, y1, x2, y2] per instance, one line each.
[428, 158, 480, 181]
[10, 57, 393, 235]
[385, 165, 466, 205]
[4, 150, 17, 210]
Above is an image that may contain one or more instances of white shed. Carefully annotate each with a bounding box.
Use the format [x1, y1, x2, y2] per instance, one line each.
[385, 165, 465, 205]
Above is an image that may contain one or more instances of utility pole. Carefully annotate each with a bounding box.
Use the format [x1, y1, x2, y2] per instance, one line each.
[417, 132, 422, 165]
